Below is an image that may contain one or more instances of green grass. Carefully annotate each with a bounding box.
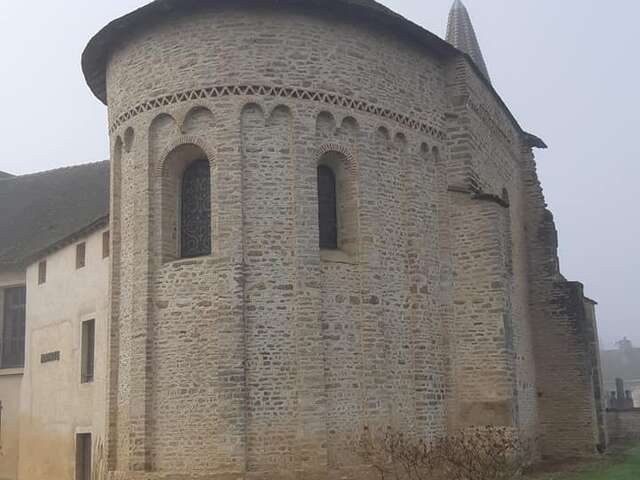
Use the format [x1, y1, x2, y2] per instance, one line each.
[536, 445, 640, 480]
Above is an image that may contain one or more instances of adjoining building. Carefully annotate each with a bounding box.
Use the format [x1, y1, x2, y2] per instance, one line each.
[602, 338, 640, 408]
[0, 161, 109, 480]
[0, 1, 607, 479]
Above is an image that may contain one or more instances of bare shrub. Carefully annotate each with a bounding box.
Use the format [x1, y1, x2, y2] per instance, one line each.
[93, 438, 107, 480]
[356, 426, 445, 480]
[438, 426, 533, 480]
[354, 425, 532, 480]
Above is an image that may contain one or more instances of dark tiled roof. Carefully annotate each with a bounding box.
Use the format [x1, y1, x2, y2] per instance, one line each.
[0, 171, 14, 179]
[0, 161, 110, 267]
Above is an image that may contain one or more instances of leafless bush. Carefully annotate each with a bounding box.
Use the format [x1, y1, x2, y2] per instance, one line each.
[356, 425, 445, 480]
[354, 425, 532, 480]
[93, 438, 107, 480]
[438, 426, 533, 480]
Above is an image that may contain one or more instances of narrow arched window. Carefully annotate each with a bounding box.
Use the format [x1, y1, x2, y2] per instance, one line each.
[317, 165, 338, 250]
[181, 159, 211, 258]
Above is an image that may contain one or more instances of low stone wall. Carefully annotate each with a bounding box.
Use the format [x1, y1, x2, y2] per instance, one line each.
[607, 409, 640, 443]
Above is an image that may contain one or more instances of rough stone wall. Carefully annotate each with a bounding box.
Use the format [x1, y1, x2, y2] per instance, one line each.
[443, 57, 538, 435]
[585, 300, 608, 449]
[521, 143, 603, 457]
[105, 7, 451, 478]
[607, 410, 640, 443]
[101, 4, 602, 478]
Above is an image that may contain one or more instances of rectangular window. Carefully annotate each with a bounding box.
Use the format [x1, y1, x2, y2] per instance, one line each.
[81, 320, 95, 384]
[75, 433, 92, 480]
[76, 243, 86, 269]
[38, 260, 47, 285]
[1, 287, 26, 369]
[102, 231, 110, 259]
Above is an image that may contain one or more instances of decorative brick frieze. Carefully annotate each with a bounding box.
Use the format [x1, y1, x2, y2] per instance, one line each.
[109, 85, 447, 142]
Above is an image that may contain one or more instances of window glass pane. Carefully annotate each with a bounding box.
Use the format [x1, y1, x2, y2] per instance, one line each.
[181, 159, 211, 258]
[81, 320, 95, 383]
[76, 243, 86, 269]
[76, 433, 92, 480]
[102, 231, 110, 258]
[1, 287, 26, 369]
[317, 166, 338, 250]
[38, 261, 47, 285]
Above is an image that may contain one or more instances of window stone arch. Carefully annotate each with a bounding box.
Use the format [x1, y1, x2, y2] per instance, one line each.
[316, 146, 358, 259]
[160, 143, 213, 262]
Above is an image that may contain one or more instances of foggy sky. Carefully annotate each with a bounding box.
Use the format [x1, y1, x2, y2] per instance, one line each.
[0, 1, 637, 349]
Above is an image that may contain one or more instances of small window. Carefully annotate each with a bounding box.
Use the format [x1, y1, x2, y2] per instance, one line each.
[76, 243, 86, 269]
[38, 260, 47, 285]
[1, 287, 26, 369]
[317, 165, 338, 250]
[76, 433, 92, 480]
[81, 320, 95, 384]
[102, 231, 110, 259]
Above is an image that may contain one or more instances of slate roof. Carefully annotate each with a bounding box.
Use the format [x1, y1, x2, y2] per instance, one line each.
[0, 161, 110, 267]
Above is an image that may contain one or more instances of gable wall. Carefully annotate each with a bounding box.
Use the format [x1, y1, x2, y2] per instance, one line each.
[16, 228, 109, 480]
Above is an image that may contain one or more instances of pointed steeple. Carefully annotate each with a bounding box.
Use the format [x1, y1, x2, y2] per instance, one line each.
[446, 0, 491, 82]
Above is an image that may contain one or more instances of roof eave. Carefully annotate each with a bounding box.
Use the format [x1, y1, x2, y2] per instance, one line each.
[0, 215, 110, 270]
[523, 132, 548, 149]
[81, 0, 545, 150]
[584, 296, 599, 305]
[455, 52, 547, 150]
[81, 0, 459, 105]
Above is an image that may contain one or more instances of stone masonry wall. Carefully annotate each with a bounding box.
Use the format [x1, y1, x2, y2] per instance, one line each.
[521, 146, 604, 458]
[101, 4, 602, 478]
[607, 410, 640, 443]
[444, 57, 538, 435]
[105, 7, 452, 478]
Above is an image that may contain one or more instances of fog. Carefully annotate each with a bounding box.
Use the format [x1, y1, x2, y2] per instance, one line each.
[0, 0, 637, 349]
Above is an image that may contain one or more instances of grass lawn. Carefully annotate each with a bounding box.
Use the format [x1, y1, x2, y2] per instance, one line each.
[529, 444, 640, 480]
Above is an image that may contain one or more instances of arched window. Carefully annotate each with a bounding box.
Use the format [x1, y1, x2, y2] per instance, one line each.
[317, 165, 338, 250]
[181, 159, 211, 258]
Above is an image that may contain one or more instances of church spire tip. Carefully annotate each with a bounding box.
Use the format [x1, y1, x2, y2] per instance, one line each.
[446, 0, 491, 82]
